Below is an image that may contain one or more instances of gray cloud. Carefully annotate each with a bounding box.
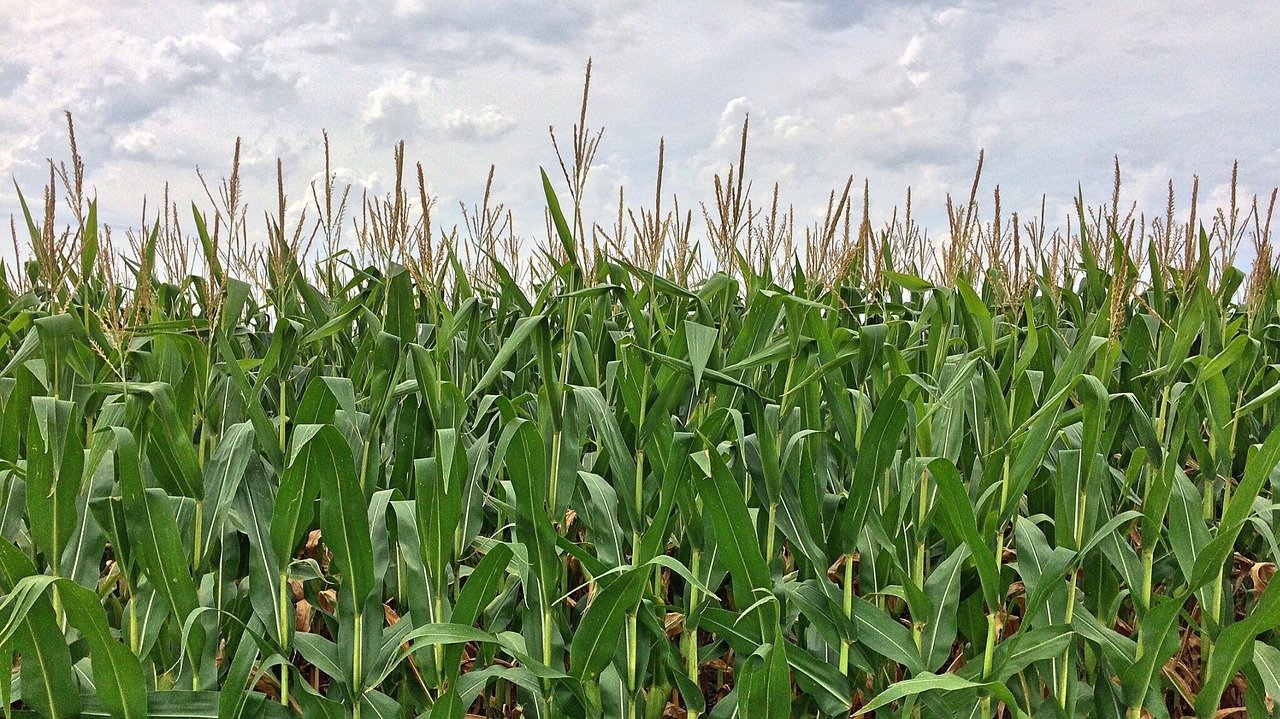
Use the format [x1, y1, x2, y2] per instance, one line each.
[0, 0, 1276, 255]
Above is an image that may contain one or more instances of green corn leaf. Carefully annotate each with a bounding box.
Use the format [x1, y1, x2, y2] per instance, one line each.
[199, 421, 255, 565]
[685, 321, 719, 391]
[920, 545, 968, 671]
[691, 444, 772, 617]
[0, 541, 80, 719]
[1252, 641, 1280, 705]
[1186, 423, 1280, 593]
[25, 396, 81, 571]
[928, 458, 1002, 610]
[441, 543, 513, 675]
[416, 428, 465, 599]
[312, 424, 375, 603]
[860, 672, 1024, 717]
[833, 377, 909, 557]
[569, 566, 647, 680]
[109, 427, 204, 655]
[851, 596, 925, 675]
[1119, 593, 1186, 709]
[1196, 577, 1280, 718]
[738, 629, 791, 719]
[540, 168, 578, 266]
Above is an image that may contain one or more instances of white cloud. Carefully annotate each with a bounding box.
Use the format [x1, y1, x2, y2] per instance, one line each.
[113, 128, 158, 157]
[441, 105, 517, 141]
[899, 36, 924, 66]
[772, 115, 811, 142]
[715, 97, 753, 148]
[364, 72, 431, 122]
[0, 0, 1275, 255]
[899, 37, 930, 89]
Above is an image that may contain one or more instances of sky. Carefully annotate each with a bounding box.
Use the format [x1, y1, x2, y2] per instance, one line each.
[1, 0, 1277, 259]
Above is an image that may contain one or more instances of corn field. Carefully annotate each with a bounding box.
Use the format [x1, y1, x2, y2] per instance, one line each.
[1, 106, 1280, 719]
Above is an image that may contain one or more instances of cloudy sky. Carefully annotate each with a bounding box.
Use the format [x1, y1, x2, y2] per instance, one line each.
[1, 0, 1277, 255]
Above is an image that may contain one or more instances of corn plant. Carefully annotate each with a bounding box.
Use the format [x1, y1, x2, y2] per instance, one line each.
[0, 110, 1279, 719]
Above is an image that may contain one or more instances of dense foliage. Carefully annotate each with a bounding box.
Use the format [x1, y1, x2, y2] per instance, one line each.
[2, 117, 1280, 719]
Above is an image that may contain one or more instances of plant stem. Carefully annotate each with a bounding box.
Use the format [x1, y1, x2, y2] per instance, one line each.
[912, 468, 929, 652]
[764, 502, 777, 568]
[627, 367, 650, 719]
[685, 547, 701, 719]
[626, 609, 639, 719]
[840, 552, 854, 677]
[1059, 493, 1086, 710]
[434, 593, 445, 690]
[193, 499, 203, 569]
[279, 571, 291, 706]
[981, 612, 998, 717]
[353, 606, 364, 719]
